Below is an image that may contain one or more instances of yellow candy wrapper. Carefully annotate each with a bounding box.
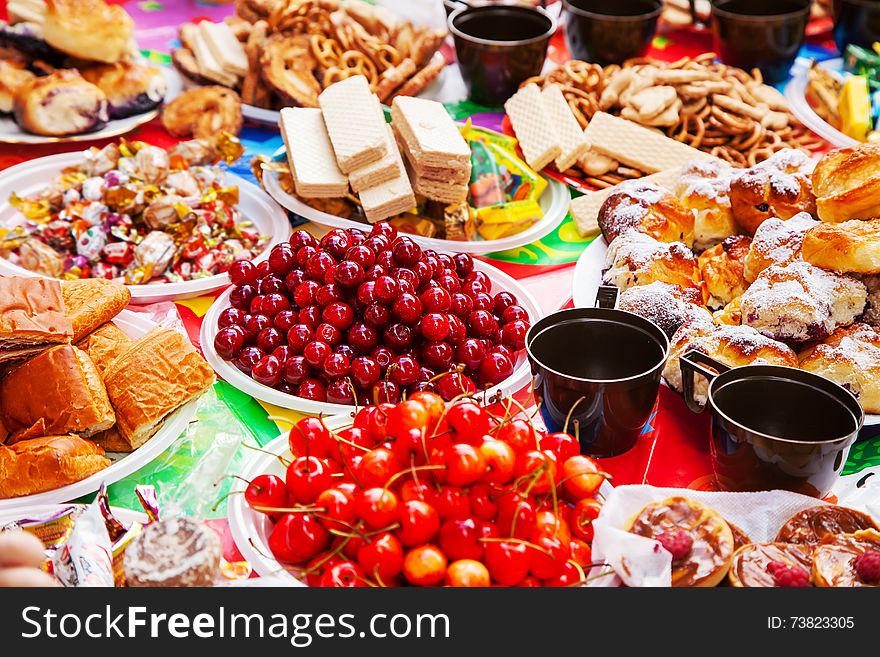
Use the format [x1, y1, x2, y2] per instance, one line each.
[9, 193, 51, 223]
[460, 119, 519, 152]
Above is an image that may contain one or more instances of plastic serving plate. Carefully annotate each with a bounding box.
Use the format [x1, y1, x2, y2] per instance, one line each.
[262, 147, 570, 255]
[0, 310, 198, 511]
[0, 152, 292, 303]
[0, 66, 184, 145]
[201, 257, 541, 416]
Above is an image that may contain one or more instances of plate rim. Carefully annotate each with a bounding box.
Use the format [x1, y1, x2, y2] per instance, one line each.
[0, 151, 292, 302]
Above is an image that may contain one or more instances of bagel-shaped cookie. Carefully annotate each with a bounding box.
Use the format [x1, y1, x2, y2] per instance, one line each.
[728, 543, 814, 587]
[161, 86, 242, 140]
[775, 504, 880, 546]
[626, 496, 735, 587]
[813, 530, 880, 587]
[260, 34, 321, 108]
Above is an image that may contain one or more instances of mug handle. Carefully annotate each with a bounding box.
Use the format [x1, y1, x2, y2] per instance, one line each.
[595, 285, 618, 309]
[679, 350, 730, 414]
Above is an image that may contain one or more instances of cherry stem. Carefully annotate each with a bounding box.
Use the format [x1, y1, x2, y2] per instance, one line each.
[563, 396, 586, 436]
[505, 395, 542, 450]
[266, 415, 294, 426]
[383, 464, 444, 492]
[478, 536, 553, 558]
[210, 489, 244, 512]
[242, 442, 291, 467]
[252, 504, 322, 514]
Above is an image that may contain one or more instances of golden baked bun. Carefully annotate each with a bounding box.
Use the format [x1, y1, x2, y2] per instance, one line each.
[602, 230, 706, 300]
[0, 435, 110, 499]
[598, 180, 695, 247]
[76, 322, 132, 374]
[813, 142, 880, 223]
[812, 530, 880, 587]
[802, 218, 880, 275]
[81, 60, 167, 119]
[697, 235, 751, 309]
[663, 319, 798, 405]
[14, 70, 109, 136]
[729, 149, 817, 235]
[102, 328, 215, 449]
[743, 212, 818, 283]
[728, 543, 814, 587]
[43, 0, 134, 64]
[740, 261, 867, 342]
[0, 344, 115, 441]
[161, 86, 243, 140]
[61, 278, 130, 342]
[775, 504, 879, 546]
[617, 281, 713, 339]
[626, 496, 735, 587]
[0, 59, 34, 114]
[798, 323, 880, 413]
[675, 158, 739, 251]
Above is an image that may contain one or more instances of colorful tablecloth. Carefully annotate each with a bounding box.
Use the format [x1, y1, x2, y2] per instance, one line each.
[2, 1, 878, 568]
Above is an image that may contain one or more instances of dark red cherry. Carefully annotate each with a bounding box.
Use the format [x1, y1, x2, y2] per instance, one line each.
[297, 378, 327, 402]
[284, 356, 311, 385]
[218, 307, 247, 329]
[257, 327, 284, 353]
[287, 324, 314, 353]
[303, 340, 331, 368]
[235, 346, 264, 374]
[273, 310, 299, 332]
[229, 260, 258, 286]
[252, 355, 282, 387]
[351, 356, 380, 388]
[214, 326, 245, 359]
[229, 284, 256, 310]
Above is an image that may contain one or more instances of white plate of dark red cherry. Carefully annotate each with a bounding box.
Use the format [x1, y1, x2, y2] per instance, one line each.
[199, 224, 541, 416]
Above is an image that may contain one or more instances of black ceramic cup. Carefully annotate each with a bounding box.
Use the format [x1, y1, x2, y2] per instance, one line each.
[526, 288, 668, 457]
[710, 0, 810, 84]
[562, 0, 662, 65]
[449, 3, 556, 107]
[833, 0, 880, 53]
[680, 350, 863, 497]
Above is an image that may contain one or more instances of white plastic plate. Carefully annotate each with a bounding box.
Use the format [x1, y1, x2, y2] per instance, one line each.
[0, 504, 147, 527]
[0, 152, 292, 303]
[201, 257, 541, 416]
[263, 147, 570, 255]
[785, 57, 859, 149]
[0, 309, 198, 511]
[0, 66, 184, 145]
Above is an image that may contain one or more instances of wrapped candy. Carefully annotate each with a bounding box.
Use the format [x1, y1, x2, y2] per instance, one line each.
[134, 145, 170, 184]
[165, 170, 200, 197]
[144, 195, 185, 230]
[102, 241, 135, 266]
[75, 225, 107, 261]
[51, 502, 114, 587]
[81, 176, 104, 202]
[82, 143, 121, 176]
[19, 238, 65, 277]
[134, 230, 175, 274]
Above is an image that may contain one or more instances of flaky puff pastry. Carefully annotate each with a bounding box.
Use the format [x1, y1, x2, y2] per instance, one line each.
[698, 235, 751, 309]
[812, 142, 880, 223]
[102, 328, 215, 449]
[0, 435, 110, 499]
[798, 323, 880, 414]
[0, 345, 115, 442]
[75, 322, 132, 375]
[802, 218, 880, 275]
[61, 278, 130, 342]
[43, 0, 134, 64]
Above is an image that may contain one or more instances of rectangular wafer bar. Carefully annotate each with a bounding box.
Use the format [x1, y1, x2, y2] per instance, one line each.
[568, 168, 683, 237]
[540, 84, 588, 172]
[199, 21, 248, 78]
[584, 112, 710, 173]
[349, 125, 400, 193]
[279, 107, 349, 198]
[391, 96, 471, 170]
[358, 141, 416, 223]
[402, 146, 471, 185]
[504, 83, 561, 172]
[319, 75, 388, 174]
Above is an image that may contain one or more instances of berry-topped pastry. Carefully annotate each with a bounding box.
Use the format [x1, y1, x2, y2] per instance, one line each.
[775, 505, 879, 546]
[728, 543, 813, 587]
[812, 530, 880, 587]
[626, 496, 735, 587]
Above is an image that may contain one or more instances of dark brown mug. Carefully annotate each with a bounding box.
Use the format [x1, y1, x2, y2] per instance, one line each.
[526, 287, 668, 457]
[563, 0, 662, 65]
[680, 350, 863, 497]
[710, 0, 810, 84]
[449, 3, 556, 107]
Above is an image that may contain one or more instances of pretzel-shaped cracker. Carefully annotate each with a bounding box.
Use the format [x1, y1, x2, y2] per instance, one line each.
[339, 49, 378, 83]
